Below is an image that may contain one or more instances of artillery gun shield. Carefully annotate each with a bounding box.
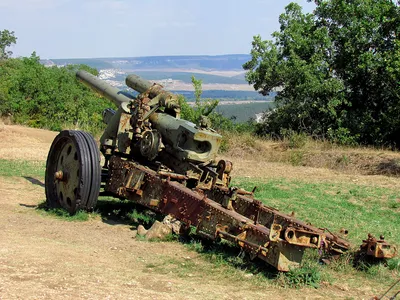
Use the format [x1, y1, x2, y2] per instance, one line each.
[45, 130, 101, 214]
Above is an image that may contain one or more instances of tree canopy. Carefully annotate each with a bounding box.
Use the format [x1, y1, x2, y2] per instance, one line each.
[244, 0, 400, 146]
[0, 30, 17, 59]
[0, 46, 113, 133]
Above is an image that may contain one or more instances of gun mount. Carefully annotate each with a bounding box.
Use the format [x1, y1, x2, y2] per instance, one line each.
[44, 70, 396, 272]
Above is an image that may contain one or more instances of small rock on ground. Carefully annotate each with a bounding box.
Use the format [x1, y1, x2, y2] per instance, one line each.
[137, 225, 148, 236]
[163, 215, 182, 234]
[145, 221, 172, 240]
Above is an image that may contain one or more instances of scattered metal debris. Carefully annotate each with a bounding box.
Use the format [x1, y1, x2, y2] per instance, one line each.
[359, 234, 397, 259]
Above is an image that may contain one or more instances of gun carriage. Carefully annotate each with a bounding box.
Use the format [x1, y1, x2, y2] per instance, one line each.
[44, 70, 396, 272]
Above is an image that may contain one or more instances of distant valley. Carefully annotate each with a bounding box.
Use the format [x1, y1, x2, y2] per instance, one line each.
[42, 55, 274, 122]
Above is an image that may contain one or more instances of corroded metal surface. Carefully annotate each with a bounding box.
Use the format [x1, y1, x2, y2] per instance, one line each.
[359, 234, 398, 259]
[106, 156, 329, 271]
[205, 186, 350, 255]
[72, 70, 397, 273]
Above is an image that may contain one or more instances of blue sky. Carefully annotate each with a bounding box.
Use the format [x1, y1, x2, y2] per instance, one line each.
[0, 0, 314, 59]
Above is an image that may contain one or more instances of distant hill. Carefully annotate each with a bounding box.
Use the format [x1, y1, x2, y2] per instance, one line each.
[47, 54, 251, 71]
[40, 54, 276, 122]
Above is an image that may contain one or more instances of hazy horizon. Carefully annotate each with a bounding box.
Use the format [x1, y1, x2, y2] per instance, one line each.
[48, 53, 251, 60]
[1, 0, 315, 59]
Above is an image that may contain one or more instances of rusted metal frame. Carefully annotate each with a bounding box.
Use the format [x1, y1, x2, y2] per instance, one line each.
[235, 193, 350, 253]
[106, 156, 315, 271]
[157, 170, 188, 180]
[149, 180, 305, 271]
[359, 235, 398, 259]
[208, 186, 350, 254]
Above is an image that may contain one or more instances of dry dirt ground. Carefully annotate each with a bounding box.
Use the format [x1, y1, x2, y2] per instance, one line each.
[0, 124, 396, 299]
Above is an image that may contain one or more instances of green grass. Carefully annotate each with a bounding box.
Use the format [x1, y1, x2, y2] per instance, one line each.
[276, 250, 326, 288]
[36, 201, 91, 221]
[233, 177, 400, 246]
[0, 159, 45, 177]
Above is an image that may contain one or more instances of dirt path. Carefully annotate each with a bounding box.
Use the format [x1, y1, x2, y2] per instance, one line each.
[0, 124, 391, 299]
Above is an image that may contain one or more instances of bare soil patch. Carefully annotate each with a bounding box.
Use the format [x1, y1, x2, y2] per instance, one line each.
[0, 122, 57, 161]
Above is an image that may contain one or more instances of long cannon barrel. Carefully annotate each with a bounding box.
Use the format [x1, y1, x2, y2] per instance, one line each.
[76, 70, 131, 107]
[125, 74, 153, 94]
[126, 74, 180, 110]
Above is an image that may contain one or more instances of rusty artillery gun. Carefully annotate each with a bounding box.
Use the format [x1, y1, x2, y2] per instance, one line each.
[44, 70, 396, 272]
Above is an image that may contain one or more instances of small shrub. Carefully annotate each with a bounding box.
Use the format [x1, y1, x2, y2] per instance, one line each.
[327, 127, 359, 146]
[279, 262, 321, 288]
[335, 154, 350, 168]
[127, 209, 156, 225]
[289, 151, 304, 166]
[219, 135, 230, 153]
[281, 129, 308, 149]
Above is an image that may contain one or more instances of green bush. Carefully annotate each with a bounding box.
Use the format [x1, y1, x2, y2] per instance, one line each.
[0, 53, 114, 135]
[279, 261, 322, 288]
[281, 129, 307, 149]
[179, 75, 257, 134]
[327, 127, 359, 146]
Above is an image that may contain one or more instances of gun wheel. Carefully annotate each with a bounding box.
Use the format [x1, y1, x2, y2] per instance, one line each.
[45, 130, 101, 214]
[140, 130, 161, 161]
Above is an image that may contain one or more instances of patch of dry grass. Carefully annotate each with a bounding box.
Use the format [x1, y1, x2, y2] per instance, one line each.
[0, 122, 57, 161]
[220, 131, 400, 180]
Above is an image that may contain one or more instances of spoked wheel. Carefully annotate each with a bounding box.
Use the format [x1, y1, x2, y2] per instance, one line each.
[45, 130, 101, 214]
[140, 130, 161, 161]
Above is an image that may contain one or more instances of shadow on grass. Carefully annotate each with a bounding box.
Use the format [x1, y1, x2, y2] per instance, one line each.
[373, 159, 400, 176]
[26, 201, 91, 221]
[94, 197, 164, 228]
[178, 232, 279, 281]
[23, 176, 45, 188]
[27, 197, 164, 227]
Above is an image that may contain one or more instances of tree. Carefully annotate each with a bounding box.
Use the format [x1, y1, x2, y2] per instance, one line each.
[244, 1, 400, 146]
[179, 76, 219, 125]
[0, 51, 111, 133]
[0, 30, 17, 59]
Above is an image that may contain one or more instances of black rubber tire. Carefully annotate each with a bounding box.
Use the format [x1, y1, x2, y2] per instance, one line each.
[79, 131, 101, 210]
[45, 130, 101, 214]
